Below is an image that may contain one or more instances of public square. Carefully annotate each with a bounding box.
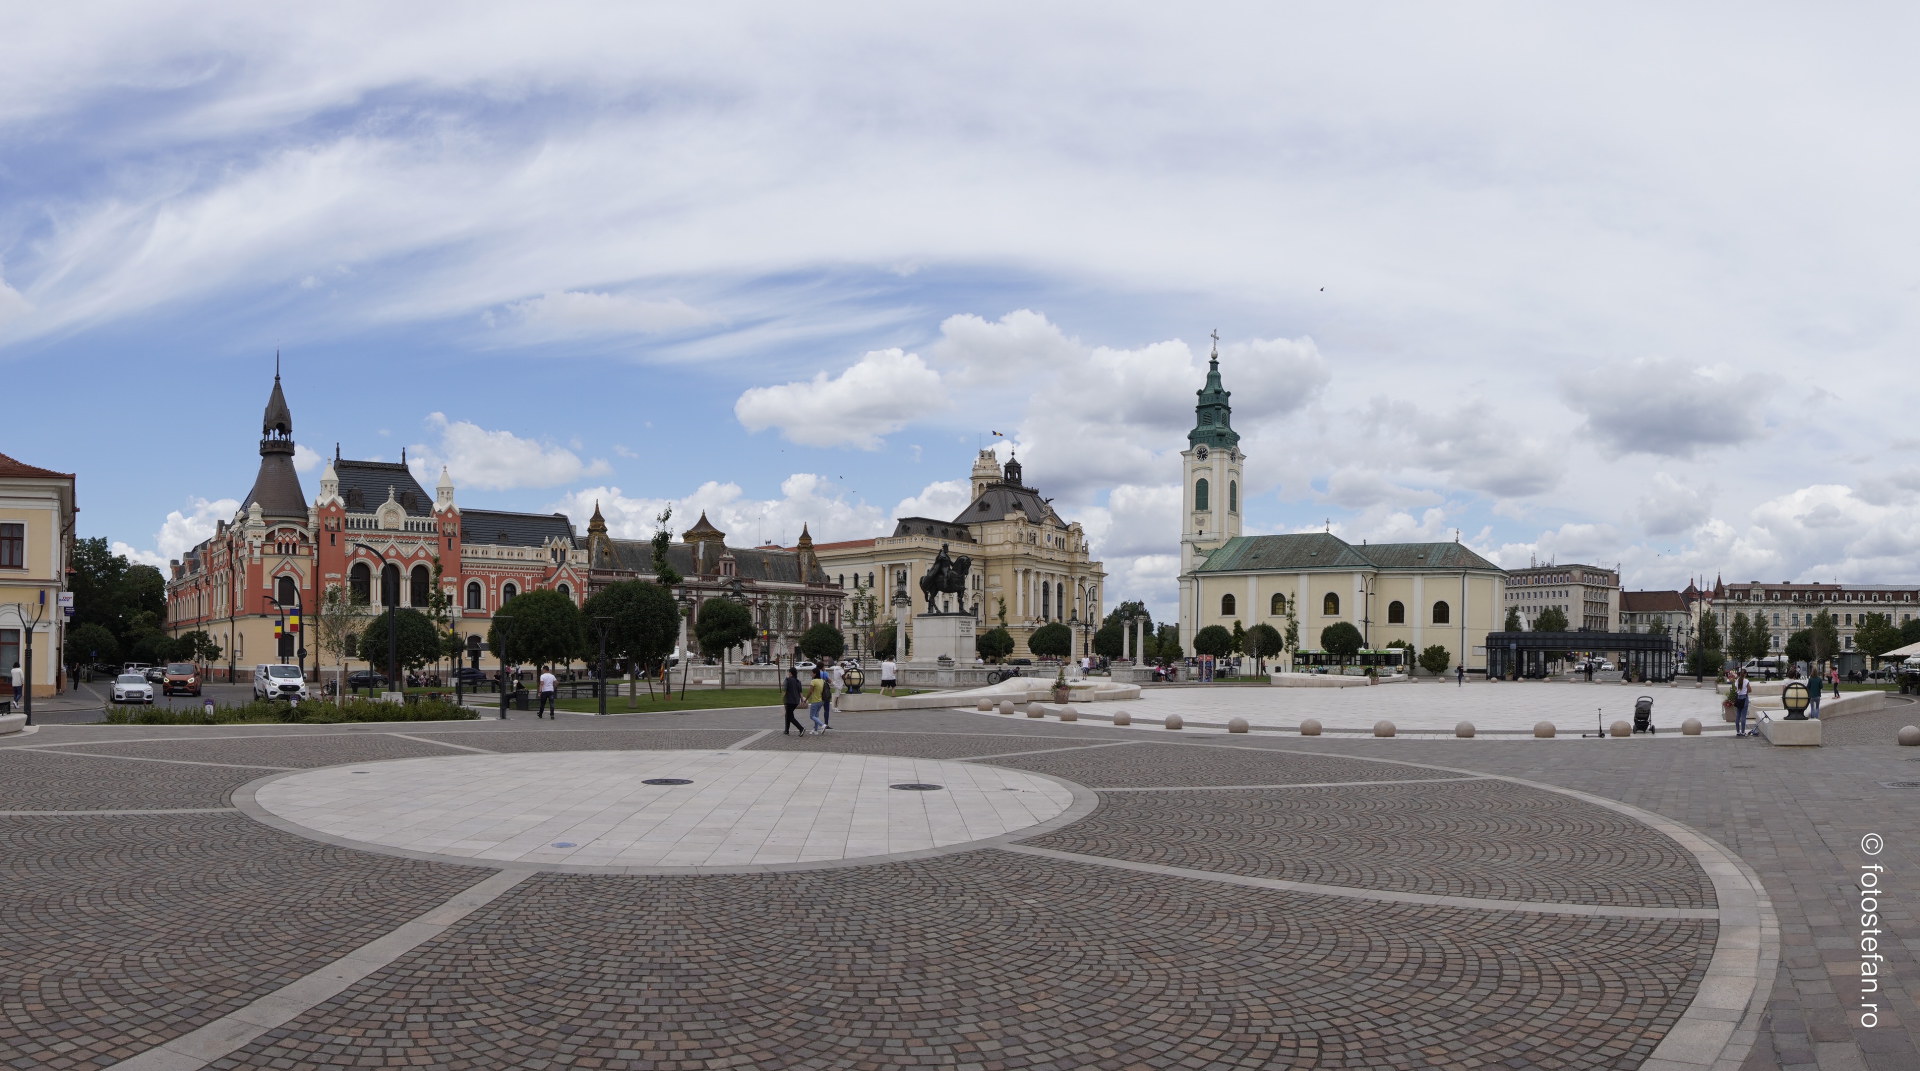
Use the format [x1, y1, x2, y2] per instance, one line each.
[4, 693, 1916, 1070]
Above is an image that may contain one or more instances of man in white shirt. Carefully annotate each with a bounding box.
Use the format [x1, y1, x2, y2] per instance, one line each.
[880, 658, 898, 696]
[536, 666, 558, 719]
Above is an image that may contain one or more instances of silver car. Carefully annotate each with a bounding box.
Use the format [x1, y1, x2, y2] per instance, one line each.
[112, 672, 155, 704]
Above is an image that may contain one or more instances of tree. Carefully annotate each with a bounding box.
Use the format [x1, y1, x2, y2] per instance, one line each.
[693, 597, 755, 688]
[1749, 616, 1773, 660]
[128, 632, 172, 665]
[650, 507, 683, 587]
[492, 589, 586, 672]
[1726, 612, 1751, 662]
[1533, 606, 1570, 633]
[1192, 624, 1235, 658]
[361, 608, 445, 676]
[1647, 618, 1669, 636]
[1902, 617, 1920, 646]
[1504, 607, 1523, 631]
[312, 583, 370, 702]
[1245, 623, 1283, 672]
[1418, 644, 1452, 677]
[1228, 620, 1247, 656]
[1321, 621, 1364, 666]
[1092, 622, 1125, 659]
[1689, 608, 1725, 677]
[869, 619, 899, 660]
[1855, 612, 1901, 665]
[583, 581, 681, 682]
[1808, 610, 1839, 666]
[1784, 629, 1814, 667]
[181, 629, 223, 667]
[1154, 623, 1183, 662]
[68, 622, 120, 671]
[976, 626, 1015, 663]
[799, 623, 846, 662]
[1101, 600, 1152, 631]
[1279, 595, 1299, 670]
[1028, 622, 1073, 659]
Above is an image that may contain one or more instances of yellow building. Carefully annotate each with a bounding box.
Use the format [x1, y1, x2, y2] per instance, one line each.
[809, 450, 1106, 659]
[1, 452, 77, 703]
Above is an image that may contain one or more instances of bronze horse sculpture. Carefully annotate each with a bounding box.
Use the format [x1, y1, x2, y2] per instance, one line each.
[919, 550, 972, 614]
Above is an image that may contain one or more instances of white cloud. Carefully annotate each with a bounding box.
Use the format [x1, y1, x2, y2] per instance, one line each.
[891, 479, 972, 522]
[117, 496, 242, 567]
[1635, 472, 1712, 536]
[1563, 358, 1771, 459]
[293, 443, 323, 474]
[409, 413, 611, 491]
[734, 348, 946, 449]
[553, 473, 891, 549]
[491, 290, 717, 340]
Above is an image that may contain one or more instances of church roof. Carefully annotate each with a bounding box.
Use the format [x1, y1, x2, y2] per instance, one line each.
[950, 485, 1058, 528]
[460, 509, 576, 547]
[334, 460, 432, 515]
[243, 453, 307, 518]
[591, 538, 833, 585]
[1195, 533, 1502, 574]
[683, 511, 726, 541]
[1188, 346, 1239, 449]
[262, 374, 293, 437]
[895, 516, 978, 542]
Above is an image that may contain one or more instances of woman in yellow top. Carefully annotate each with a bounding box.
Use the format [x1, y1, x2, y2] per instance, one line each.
[805, 671, 830, 735]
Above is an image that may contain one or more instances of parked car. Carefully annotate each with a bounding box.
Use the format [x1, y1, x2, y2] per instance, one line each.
[112, 672, 155, 704]
[253, 663, 310, 701]
[346, 670, 390, 690]
[144, 666, 167, 684]
[162, 662, 202, 696]
[450, 666, 489, 684]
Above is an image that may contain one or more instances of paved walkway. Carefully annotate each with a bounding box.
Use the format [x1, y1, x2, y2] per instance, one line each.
[1, 697, 1914, 1069]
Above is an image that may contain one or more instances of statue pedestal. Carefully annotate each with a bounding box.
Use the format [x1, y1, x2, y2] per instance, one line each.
[912, 614, 976, 667]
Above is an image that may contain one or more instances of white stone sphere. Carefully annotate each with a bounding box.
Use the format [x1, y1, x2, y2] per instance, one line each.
[1373, 721, 1395, 737]
[1455, 721, 1475, 738]
[1299, 719, 1322, 736]
[1112, 710, 1131, 726]
[1899, 725, 1920, 747]
[1227, 717, 1249, 734]
[1164, 713, 1184, 730]
[1681, 718, 1702, 736]
[1534, 721, 1556, 738]
[1610, 720, 1631, 737]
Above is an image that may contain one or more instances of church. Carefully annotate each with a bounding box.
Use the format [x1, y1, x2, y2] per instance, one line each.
[1175, 341, 1507, 671]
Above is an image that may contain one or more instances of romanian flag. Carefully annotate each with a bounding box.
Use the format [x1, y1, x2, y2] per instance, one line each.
[273, 619, 285, 639]
[287, 613, 301, 634]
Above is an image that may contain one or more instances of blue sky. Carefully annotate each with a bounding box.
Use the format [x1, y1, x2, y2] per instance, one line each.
[4, 3, 1917, 620]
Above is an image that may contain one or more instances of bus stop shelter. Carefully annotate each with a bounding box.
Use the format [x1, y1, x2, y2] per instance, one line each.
[1483, 630, 1679, 681]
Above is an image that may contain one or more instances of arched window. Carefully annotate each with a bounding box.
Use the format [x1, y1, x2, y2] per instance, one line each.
[1270, 593, 1286, 615]
[380, 563, 400, 608]
[1323, 593, 1340, 616]
[1057, 583, 1065, 619]
[1221, 594, 1236, 615]
[557, 583, 571, 600]
[465, 582, 482, 611]
[1194, 478, 1209, 512]
[1229, 481, 1238, 513]
[349, 562, 371, 605]
[276, 574, 297, 610]
[1042, 584, 1051, 620]
[867, 572, 874, 588]
[1387, 600, 1405, 624]
[410, 564, 431, 607]
[1432, 600, 1451, 625]
[503, 582, 518, 602]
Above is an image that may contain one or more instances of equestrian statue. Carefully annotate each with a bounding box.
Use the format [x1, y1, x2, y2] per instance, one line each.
[919, 543, 973, 614]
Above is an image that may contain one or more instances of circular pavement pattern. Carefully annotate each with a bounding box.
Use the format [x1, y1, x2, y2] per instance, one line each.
[247, 749, 1087, 871]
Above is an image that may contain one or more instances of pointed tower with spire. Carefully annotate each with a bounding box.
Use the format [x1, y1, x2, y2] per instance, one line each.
[1177, 330, 1246, 640]
[244, 361, 308, 519]
[796, 523, 819, 581]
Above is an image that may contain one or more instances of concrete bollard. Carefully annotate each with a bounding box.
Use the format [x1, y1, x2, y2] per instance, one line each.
[1455, 721, 1475, 738]
[1026, 705, 1047, 718]
[1299, 718, 1322, 736]
[1112, 710, 1131, 726]
[1900, 725, 1920, 747]
[1165, 713, 1184, 730]
[1058, 706, 1077, 722]
[978, 699, 993, 711]
[1610, 720, 1631, 738]
[998, 700, 1015, 716]
[1227, 717, 1249, 733]
[1681, 718, 1702, 736]
[1534, 721, 1556, 738]
[1373, 721, 1395, 738]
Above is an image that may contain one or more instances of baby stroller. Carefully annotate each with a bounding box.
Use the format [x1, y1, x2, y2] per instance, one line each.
[1633, 695, 1656, 734]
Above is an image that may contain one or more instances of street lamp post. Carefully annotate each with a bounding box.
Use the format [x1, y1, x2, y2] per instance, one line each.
[676, 592, 694, 699]
[264, 594, 307, 688]
[591, 614, 614, 716]
[492, 615, 514, 719]
[350, 543, 399, 698]
[4, 591, 47, 725]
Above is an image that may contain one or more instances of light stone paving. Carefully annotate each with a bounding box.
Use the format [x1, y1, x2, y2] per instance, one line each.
[250, 749, 1079, 870]
[1105, 680, 1731, 733]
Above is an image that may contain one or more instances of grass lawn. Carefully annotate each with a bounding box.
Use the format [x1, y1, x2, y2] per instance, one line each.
[550, 688, 787, 714]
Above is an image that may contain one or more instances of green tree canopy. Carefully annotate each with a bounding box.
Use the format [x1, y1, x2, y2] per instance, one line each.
[799, 623, 846, 662]
[1244, 623, 1283, 669]
[1749, 617, 1773, 660]
[1784, 629, 1814, 666]
[1647, 618, 1669, 636]
[68, 622, 120, 668]
[361, 608, 445, 674]
[1533, 606, 1570, 633]
[1320, 621, 1364, 662]
[1504, 607, 1523, 631]
[1902, 618, 1920, 646]
[1028, 622, 1073, 659]
[583, 581, 681, 673]
[1807, 610, 1839, 665]
[490, 589, 586, 668]
[1855, 612, 1901, 663]
[869, 619, 899, 660]
[693, 597, 755, 659]
[1154, 623, 1183, 662]
[1192, 625, 1235, 658]
[1418, 644, 1452, 676]
[1092, 622, 1125, 659]
[177, 629, 223, 666]
[1101, 600, 1153, 633]
[975, 626, 1015, 663]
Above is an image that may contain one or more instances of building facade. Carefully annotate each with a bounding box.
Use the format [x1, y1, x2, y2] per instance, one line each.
[166, 373, 590, 679]
[1618, 590, 1690, 639]
[1, 452, 76, 701]
[809, 450, 1105, 659]
[1502, 562, 1619, 632]
[1706, 579, 1920, 657]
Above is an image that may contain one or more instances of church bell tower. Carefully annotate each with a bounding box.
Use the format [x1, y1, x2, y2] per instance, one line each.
[1177, 332, 1244, 637]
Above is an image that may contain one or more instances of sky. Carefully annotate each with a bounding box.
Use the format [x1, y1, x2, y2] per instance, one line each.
[3, 3, 1917, 622]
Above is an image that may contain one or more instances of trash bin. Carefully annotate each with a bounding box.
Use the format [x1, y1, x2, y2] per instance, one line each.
[513, 688, 530, 711]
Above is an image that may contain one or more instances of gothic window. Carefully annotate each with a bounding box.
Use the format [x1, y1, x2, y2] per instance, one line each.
[1271, 593, 1286, 615]
[1432, 601, 1451, 625]
[503, 582, 518, 602]
[381, 564, 401, 608]
[1229, 481, 1238, 513]
[557, 583, 571, 600]
[1194, 478, 1209, 512]
[1387, 600, 1405, 624]
[1323, 593, 1340, 616]
[410, 564, 431, 606]
[349, 562, 372, 605]
[276, 575, 297, 610]
[466, 582, 482, 611]
[1221, 594, 1236, 615]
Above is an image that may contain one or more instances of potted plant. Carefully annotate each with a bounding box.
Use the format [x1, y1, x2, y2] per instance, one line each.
[1052, 664, 1070, 704]
[1722, 681, 1738, 722]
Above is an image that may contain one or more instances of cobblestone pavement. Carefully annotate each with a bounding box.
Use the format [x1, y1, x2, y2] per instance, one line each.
[3, 701, 1910, 1069]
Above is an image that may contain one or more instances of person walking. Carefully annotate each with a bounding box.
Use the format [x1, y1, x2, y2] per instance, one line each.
[829, 661, 845, 719]
[1455, 663, 1464, 687]
[805, 669, 828, 735]
[781, 667, 807, 736]
[536, 665, 558, 719]
[1807, 668, 1823, 719]
[1734, 669, 1752, 736]
[880, 657, 898, 697]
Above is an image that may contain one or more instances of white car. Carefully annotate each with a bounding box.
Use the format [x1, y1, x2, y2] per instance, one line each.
[112, 672, 155, 704]
[253, 663, 310, 701]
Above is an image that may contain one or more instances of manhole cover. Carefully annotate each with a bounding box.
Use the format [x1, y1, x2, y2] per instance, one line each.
[642, 778, 693, 786]
[891, 783, 944, 791]
[1876, 782, 1920, 789]
[551, 842, 576, 848]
